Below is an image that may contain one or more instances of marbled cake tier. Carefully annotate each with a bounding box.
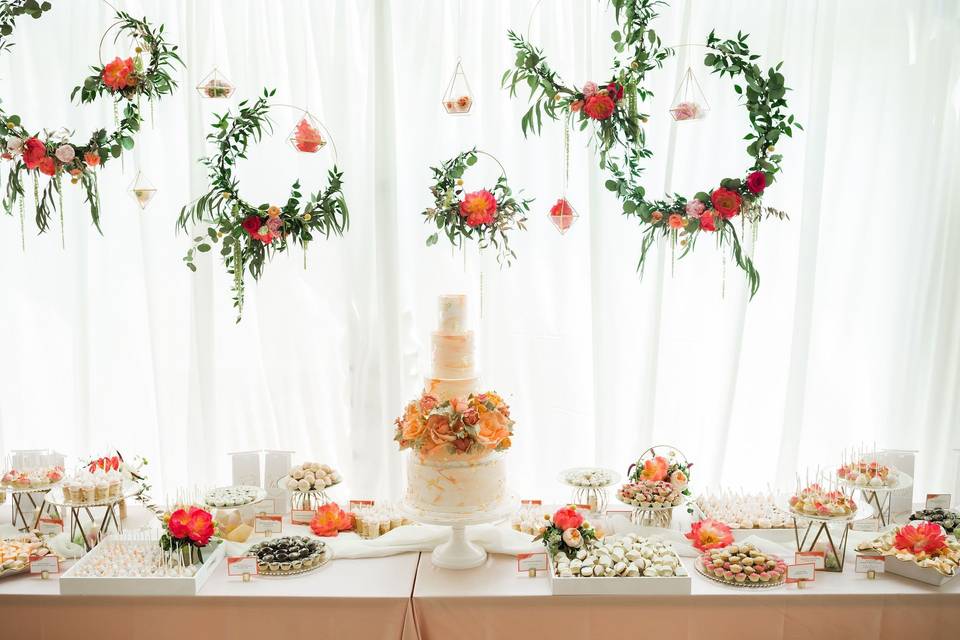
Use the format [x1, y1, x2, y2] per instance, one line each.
[405, 451, 507, 514]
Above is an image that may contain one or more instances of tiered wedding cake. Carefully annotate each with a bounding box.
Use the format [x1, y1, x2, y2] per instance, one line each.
[394, 294, 514, 517]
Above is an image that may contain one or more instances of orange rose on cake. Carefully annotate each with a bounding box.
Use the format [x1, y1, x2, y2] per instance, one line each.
[476, 410, 511, 449]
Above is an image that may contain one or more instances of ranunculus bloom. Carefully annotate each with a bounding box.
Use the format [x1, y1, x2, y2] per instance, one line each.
[22, 137, 46, 169]
[746, 171, 766, 195]
[894, 522, 948, 555]
[668, 213, 684, 229]
[84, 151, 101, 167]
[700, 210, 717, 232]
[459, 189, 497, 228]
[37, 156, 56, 176]
[293, 117, 325, 153]
[102, 57, 137, 91]
[685, 199, 705, 218]
[685, 519, 734, 552]
[476, 410, 511, 449]
[711, 187, 742, 219]
[583, 94, 615, 120]
[241, 215, 262, 237]
[670, 469, 688, 489]
[561, 528, 583, 549]
[639, 456, 669, 482]
[310, 503, 354, 537]
[267, 205, 281, 218]
[55, 144, 75, 163]
[462, 407, 479, 425]
[581, 81, 597, 98]
[606, 82, 624, 102]
[553, 507, 584, 531]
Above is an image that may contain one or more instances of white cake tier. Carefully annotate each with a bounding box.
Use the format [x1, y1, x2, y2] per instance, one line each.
[437, 294, 468, 334]
[423, 376, 478, 402]
[404, 451, 507, 515]
[431, 331, 475, 379]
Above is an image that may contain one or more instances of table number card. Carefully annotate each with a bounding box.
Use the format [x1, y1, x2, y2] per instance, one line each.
[29, 555, 60, 575]
[349, 499, 375, 511]
[520, 499, 542, 507]
[254, 514, 282, 534]
[291, 509, 315, 525]
[855, 555, 885, 575]
[516, 552, 547, 573]
[795, 551, 825, 570]
[226, 556, 259, 577]
[37, 517, 64, 535]
[926, 494, 952, 509]
[786, 563, 816, 584]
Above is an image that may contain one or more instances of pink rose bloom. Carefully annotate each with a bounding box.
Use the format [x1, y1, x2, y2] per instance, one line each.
[582, 81, 597, 98]
[55, 144, 75, 163]
[671, 101, 701, 121]
[670, 469, 688, 490]
[685, 199, 705, 219]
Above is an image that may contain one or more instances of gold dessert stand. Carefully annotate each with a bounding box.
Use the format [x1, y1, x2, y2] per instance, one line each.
[4, 486, 61, 531]
[43, 483, 142, 551]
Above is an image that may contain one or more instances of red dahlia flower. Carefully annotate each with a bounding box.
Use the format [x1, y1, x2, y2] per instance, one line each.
[710, 187, 742, 219]
[459, 190, 497, 228]
[583, 94, 615, 120]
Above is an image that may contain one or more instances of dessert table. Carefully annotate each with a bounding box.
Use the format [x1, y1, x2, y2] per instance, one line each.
[410, 553, 960, 640]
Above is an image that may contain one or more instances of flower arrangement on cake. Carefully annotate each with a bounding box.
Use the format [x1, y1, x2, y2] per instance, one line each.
[910, 508, 959, 535]
[534, 506, 598, 559]
[788, 483, 856, 519]
[552, 533, 684, 578]
[395, 392, 514, 459]
[857, 522, 960, 577]
[695, 542, 787, 587]
[618, 450, 692, 509]
[160, 505, 217, 564]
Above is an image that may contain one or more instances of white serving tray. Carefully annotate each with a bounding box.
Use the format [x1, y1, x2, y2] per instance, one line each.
[547, 553, 691, 595]
[60, 535, 225, 596]
[883, 556, 956, 587]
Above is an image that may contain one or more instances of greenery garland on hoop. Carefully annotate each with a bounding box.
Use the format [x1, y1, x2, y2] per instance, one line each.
[503, 0, 801, 296]
[0, 0, 181, 240]
[423, 148, 532, 265]
[177, 89, 350, 321]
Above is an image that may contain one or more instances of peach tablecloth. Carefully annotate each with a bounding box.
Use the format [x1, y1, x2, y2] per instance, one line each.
[411, 554, 960, 640]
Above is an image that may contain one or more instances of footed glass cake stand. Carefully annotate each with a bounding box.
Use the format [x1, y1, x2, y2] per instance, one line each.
[403, 497, 516, 570]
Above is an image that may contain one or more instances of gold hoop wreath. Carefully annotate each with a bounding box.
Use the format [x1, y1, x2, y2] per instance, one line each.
[504, 0, 801, 296]
[0, 0, 182, 247]
[177, 89, 349, 322]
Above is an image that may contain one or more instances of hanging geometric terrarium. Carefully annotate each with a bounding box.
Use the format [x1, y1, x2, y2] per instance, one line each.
[441, 58, 474, 115]
[548, 197, 578, 234]
[669, 67, 710, 121]
[128, 171, 157, 210]
[287, 112, 327, 154]
[196, 67, 236, 99]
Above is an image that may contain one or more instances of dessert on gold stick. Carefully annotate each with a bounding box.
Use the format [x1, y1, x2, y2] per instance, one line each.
[395, 294, 516, 569]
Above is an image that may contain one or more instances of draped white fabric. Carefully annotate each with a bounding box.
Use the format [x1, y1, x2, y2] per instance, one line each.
[1, 0, 958, 504]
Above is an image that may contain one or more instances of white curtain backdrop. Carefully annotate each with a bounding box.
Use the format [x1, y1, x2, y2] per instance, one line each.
[1, 0, 958, 505]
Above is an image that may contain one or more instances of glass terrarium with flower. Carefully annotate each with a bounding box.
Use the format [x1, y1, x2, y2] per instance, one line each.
[441, 59, 474, 115]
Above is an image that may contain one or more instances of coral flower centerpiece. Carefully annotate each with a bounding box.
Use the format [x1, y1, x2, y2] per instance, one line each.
[685, 519, 734, 552]
[534, 506, 598, 559]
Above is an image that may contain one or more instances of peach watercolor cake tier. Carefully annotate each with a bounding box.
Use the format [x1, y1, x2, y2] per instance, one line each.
[395, 294, 515, 517]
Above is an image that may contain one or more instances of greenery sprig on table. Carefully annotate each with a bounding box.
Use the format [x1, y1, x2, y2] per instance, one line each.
[423, 148, 532, 265]
[503, 0, 800, 296]
[177, 89, 349, 321]
[0, 1, 181, 236]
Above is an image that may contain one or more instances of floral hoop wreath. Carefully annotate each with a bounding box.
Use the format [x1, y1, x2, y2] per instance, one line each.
[423, 148, 532, 265]
[177, 89, 349, 321]
[0, 1, 181, 244]
[503, 0, 800, 296]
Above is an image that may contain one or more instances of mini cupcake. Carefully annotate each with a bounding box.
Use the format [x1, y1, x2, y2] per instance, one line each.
[94, 480, 109, 501]
[82, 482, 96, 503]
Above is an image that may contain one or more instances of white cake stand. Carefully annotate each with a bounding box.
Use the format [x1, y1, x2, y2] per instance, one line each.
[403, 496, 516, 570]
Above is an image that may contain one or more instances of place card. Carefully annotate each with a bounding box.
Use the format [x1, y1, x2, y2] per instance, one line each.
[255, 498, 276, 515]
[254, 514, 282, 534]
[290, 509, 315, 525]
[349, 499, 375, 511]
[795, 551, 825, 570]
[37, 517, 64, 535]
[516, 552, 547, 574]
[926, 494, 952, 509]
[851, 519, 880, 532]
[786, 563, 815, 585]
[855, 555, 885, 577]
[520, 499, 542, 507]
[29, 555, 60, 576]
[226, 556, 259, 578]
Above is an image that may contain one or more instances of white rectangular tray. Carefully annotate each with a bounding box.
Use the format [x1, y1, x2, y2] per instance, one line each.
[60, 536, 225, 596]
[547, 553, 691, 595]
[883, 556, 956, 586]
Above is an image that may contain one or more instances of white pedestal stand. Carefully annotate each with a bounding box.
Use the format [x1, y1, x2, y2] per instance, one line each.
[403, 497, 516, 570]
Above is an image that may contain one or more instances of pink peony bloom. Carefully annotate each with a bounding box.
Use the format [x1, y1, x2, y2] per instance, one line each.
[685, 199, 705, 218]
[55, 144, 75, 163]
[582, 81, 598, 98]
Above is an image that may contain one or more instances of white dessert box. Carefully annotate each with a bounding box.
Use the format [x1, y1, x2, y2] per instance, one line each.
[883, 556, 956, 587]
[59, 536, 225, 596]
[547, 553, 691, 595]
